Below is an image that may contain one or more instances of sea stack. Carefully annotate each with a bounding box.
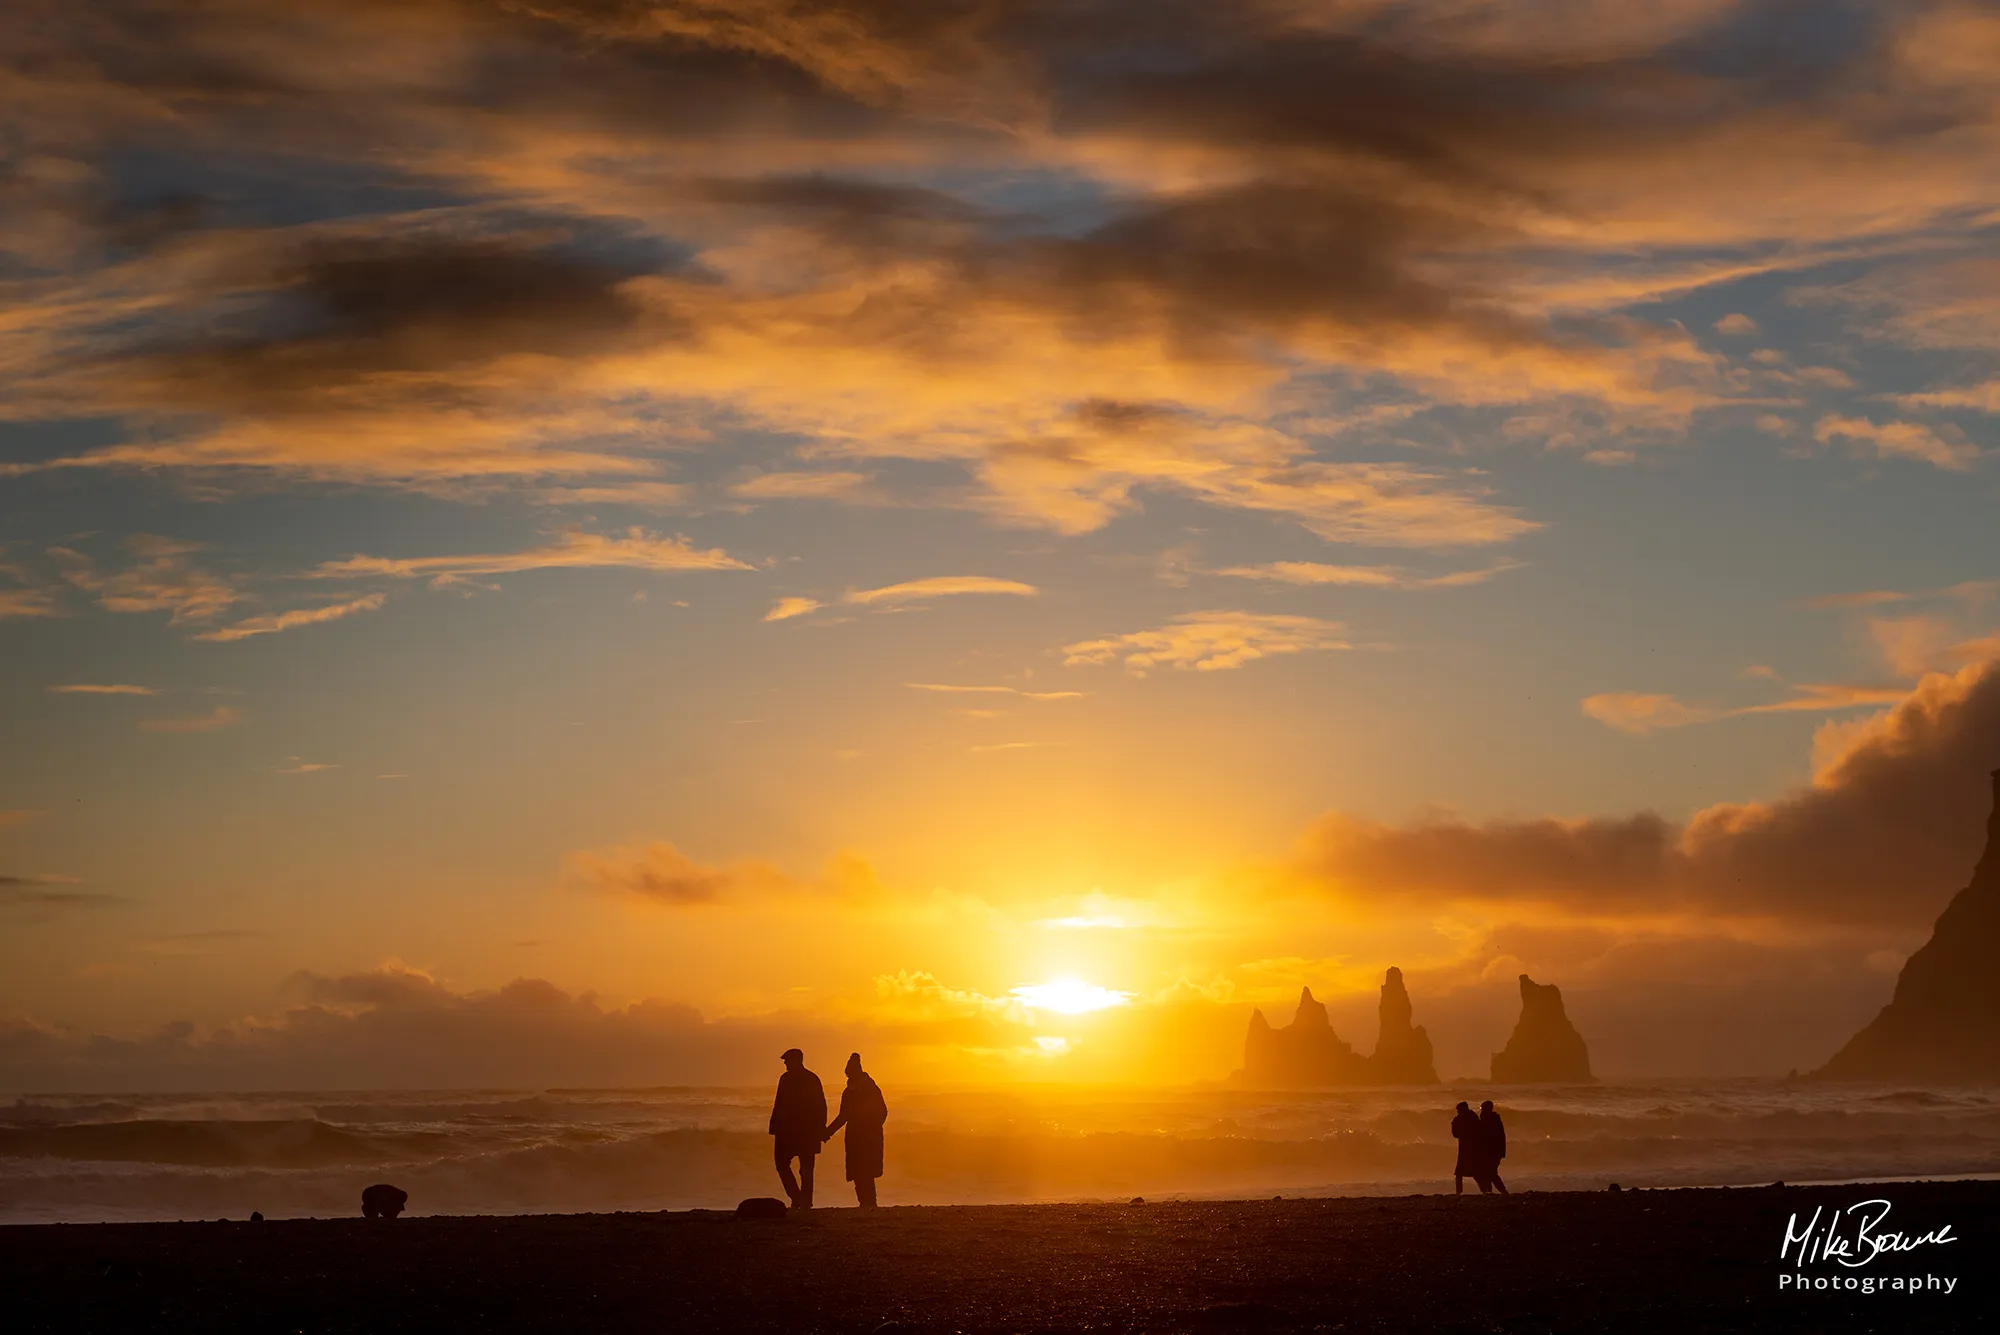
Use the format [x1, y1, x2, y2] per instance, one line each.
[1238, 969, 1437, 1085]
[1815, 768, 2000, 1081]
[1240, 987, 1365, 1086]
[1491, 975, 1594, 1083]
[1369, 967, 1439, 1084]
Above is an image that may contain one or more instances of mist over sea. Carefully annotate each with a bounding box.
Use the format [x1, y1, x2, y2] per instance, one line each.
[5, 1081, 1998, 1224]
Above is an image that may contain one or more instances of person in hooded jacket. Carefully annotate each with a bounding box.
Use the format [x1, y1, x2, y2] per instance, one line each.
[823, 1051, 889, 1207]
[1479, 1099, 1509, 1195]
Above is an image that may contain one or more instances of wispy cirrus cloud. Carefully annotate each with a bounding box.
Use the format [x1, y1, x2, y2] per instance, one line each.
[312, 530, 754, 586]
[905, 683, 1084, 701]
[728, 471, 878, 501]
[194, 593, 387, 642]
[52, 536, 240, 623]
[1213, 561, 1521, 588]
[765, 576, 1038, 622]
[0, 877, 124, 920]
[1582, 682, 1909, 735]
[48, 683, 156, 695]
[845, 576, 1037, 606]
[0, 588, 60, 619]
[1065, 611, 1349, 674]
[564, 841, 878, 907]
[763, 596, 823, 622]
[1813, 415, 1980, 471]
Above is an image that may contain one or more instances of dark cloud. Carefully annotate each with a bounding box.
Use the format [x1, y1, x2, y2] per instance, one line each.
[1307, 660, 2000, 926]
[131, 228, 672, 413]
[0, 879, 126, 921]
[4, 1, 1994, 498]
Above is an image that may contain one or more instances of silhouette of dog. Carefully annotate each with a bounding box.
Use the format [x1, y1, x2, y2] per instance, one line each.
[361, 1184, 408, 1219]
[735, 1196, 788, 1219]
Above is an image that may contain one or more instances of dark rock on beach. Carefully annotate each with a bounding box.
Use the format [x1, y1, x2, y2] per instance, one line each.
[361, 1184, 407, 1220]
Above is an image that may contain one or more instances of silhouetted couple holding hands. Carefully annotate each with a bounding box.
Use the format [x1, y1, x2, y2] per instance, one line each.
[1450, 1099, 1508, 1195]
[769, 1048, 888, 1209]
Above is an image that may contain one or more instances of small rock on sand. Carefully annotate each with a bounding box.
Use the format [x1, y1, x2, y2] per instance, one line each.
[735, 1197, 789, 1220]
[361, 1184, 408, 1219]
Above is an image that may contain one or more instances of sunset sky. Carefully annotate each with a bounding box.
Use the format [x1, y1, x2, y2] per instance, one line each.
[4, 0, 2000, 1092]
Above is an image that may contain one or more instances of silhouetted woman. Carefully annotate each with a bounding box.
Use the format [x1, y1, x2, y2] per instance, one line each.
[823, 1051, 888, 1207]
[1450, 1100, 1487, 1195]
[1478, 1099, 1508, 1195]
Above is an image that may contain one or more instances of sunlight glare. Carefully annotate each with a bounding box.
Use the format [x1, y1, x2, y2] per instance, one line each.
[1011, 979, 1135, 1014]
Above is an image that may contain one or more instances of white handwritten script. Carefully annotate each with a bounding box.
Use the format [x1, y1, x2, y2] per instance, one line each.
[1781, 1199, 1957, 1270]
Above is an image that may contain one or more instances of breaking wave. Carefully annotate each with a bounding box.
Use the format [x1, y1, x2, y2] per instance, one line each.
[4, 1081, 1998, 1223]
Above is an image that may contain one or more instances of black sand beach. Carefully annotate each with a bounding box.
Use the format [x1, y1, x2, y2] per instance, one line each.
[5, 1181, 1990, 1333]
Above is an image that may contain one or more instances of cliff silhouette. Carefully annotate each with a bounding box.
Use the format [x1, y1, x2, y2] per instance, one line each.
[1238, 967, 1438, 1086]
[1490, 975, 1594, 1083]
[1815, 768, 2000, 1081]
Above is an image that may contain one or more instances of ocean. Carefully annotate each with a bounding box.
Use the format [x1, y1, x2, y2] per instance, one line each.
[4, 1081, 1997, 1224]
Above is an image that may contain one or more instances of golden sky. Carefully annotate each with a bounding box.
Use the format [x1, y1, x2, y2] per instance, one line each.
[3, 0, 2000, 1091]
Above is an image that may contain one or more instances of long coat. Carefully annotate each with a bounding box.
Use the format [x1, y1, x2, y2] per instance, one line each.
[769, 1067, 827, 1156]
[1450, 1109, 1484, 1176]
[831, 1074, 888, 1182]
[1479, 1109, 1506, 1164]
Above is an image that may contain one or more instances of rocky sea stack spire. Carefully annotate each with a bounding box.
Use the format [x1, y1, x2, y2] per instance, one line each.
[1370, 966, 1439, 1084]
[1241, 986, 1362, 1086]
[1816, 768, 2000, 1081]
[1491, 975, 1594, 1083]
[1238, 969, 1437, 1086]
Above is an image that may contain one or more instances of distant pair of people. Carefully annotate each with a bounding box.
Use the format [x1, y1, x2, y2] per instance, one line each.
[768, 1049, 888, 1209]
[1450, 1099, 1508, 1195]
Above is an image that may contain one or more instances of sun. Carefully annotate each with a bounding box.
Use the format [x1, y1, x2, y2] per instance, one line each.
[1010, 979, 1135, 1015]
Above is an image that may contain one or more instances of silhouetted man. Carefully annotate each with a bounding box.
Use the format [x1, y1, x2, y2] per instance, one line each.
[770, 1048, 827, 1209]
[1450, 1100, 1485, 1195]
[824, 1051, 888, 1208]
[1479, 1099, 1509, 1195]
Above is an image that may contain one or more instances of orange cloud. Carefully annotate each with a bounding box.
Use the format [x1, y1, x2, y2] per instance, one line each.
[1813, 415, 1979, 471]
[52, 536, 240, 623]
[728, 471, 877, 500]
[844, 576, 1038, 605]
[1582, 682, 1909, 735]
[312, 529, 754, 584]
[48, 684, 156, 695]
[0, 588, 59, 619]
[1214, 560, 1519, 588]
[1064, 611, 1349, 673]
[565, 842, 780, 906]
[194, 593, 387, 642]
[905, 683, 1084, 700]
[763, 596, 822, 622]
